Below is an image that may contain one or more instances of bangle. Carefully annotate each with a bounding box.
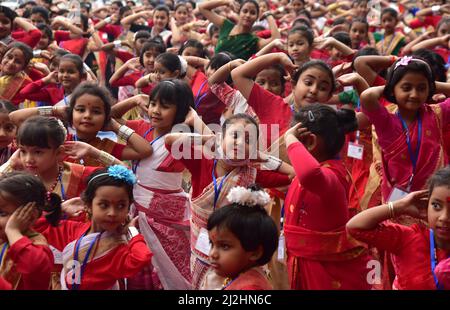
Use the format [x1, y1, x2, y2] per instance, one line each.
[37, 106, 54, 117]
[117, 125, 135, 141]
[97, 151, 116, 166]
[432, 5, 441, 13]
[262, 155, 283, 171]
[148, 74, 152, 83]
[104, 16, 112, 24]
[33, 49, 42, 57]
[388, 202, 395, 218]
[127, 226, 139, 240]
[113, 40, 122, 48]
[390, 55, 398, 65]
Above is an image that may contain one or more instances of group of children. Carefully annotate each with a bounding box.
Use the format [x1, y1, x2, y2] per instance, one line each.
[0, 0, 449, 290]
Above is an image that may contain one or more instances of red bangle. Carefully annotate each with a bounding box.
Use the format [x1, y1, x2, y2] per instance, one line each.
[390, 56, 398, 65]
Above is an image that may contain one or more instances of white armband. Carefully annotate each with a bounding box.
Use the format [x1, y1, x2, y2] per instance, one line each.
[432, 5, 441, 13]
[314, 3, 321, 9]
[104, 16, 112, 24]
[114, 40, 122, 48]
[262, 155, 283, 171]
[404, 26, 412, 34]
[33, 49, 42, 57]
[127, 227, 139, 240]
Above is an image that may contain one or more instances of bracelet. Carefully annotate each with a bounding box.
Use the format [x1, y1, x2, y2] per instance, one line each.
[37, 106, 54, 117]
[113, 40, 122, 49]
[33, 49, 42, 57]
[104, 16, 112, 24]
[117, 125, 135, 141]
[390, 55, 398, 65]
[432, 5, 441, 13]
[387, 202, 395, 218]
[262, 155, 283, 171]
[97, 151, 116, 166]
[127, 226, 139, 240]
[148, 74, 152, 83]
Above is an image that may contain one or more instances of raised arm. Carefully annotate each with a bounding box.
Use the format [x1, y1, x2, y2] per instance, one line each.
[110, 94, 149, 121]
[208, 59, 244, 85]
[198, 0, 232, 28]
[257, 15, 281, 49]
[121, 10, 153, 28]
[360, 85, 385, 112]
[411, 34, 449, 53]
[354, 55, 396, 86]
[51, 17, 84, 38]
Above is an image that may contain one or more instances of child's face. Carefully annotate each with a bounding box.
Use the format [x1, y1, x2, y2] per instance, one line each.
[142, 48, 159, 72]
[221, 120, 258, 163]
[19, 145, 63, 176]
[329, 47, 342, 61]
[258, 1, 269, 15]
[208, 227, 258, 279]
[355, 1, 369, 17]
[239, 2, 259, 29]
[211, 31, 219, 47]
[0, 14, 12, 39]
[428, 186, 450, 247]
[294, 67, 333, 107]
[287, 33, 311, 63]
[350, 22, 368, 47]
[1, 48, 26, 75]
[58, 59, 82, 92]
[0, 112, 16, 148]
[37, 33, 51, 50]
[153, 10, 169, 31]
[147, 97, 177, 131]
[72, 94, 106, 137]
[154, 61, 179, 82]
[255, 68, 283, 96]
[134, 38, 148, 56]
[291, 0, 305, 15]
[381, 13, 397, 34]
[89, 185, 130, 233]
[0, 193, 17, 241]
[30, 13, 46, 26]
[437, 23, 450, 37]
[181, 46, 201, 57]
[175, 6, 189, 25]
[393, 72, 429, 112]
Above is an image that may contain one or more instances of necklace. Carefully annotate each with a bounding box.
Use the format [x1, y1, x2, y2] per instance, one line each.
[46, 165, 63, 201]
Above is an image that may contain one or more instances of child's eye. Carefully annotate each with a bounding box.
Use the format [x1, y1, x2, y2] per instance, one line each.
[0, 211, 8, 217]
[432, 202, 442, 211]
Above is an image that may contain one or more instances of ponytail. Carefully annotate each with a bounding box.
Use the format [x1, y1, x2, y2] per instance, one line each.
[39, 193, 62, 227]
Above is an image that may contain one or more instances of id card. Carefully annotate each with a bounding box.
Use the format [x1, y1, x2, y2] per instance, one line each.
[277, 233, 285, 261]
[195, 228, 211, 256]
[347, 142, 364, 160]
[388, 187, 409, 202]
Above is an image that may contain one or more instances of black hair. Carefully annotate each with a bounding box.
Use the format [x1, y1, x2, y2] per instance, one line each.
[178, 39, 206, 58]
[207, 184, 277, 266]
[412, 49, 447, 83]
[240, 0, 260, 17]
[67, 82, 112, 129]
[139, 39, 166, 67]
[208, 24, 219, 37]
[381, 7, 398, 19]
[222, 113, 260, 139]
[332, 17, 349, 27]
[82, 168, 134, 206]
[0, 171, 62, 226]
[3, 42, 34, 70]
[427, 166, 450, 198]
[292, 60, 336, 94]
[292, 104, 357, 159]
[350, 17, 369, 31]
[155, 52, 182, 76]
[251, 25, 266, 33]
[383, 56, 435, 104]
[134, 30, 152, 42]
[0, 5, 17, 24]
[118, 6, 132, 19]
[292, 17, 312, 29]
[111, 1, 124, 8]
[297, 9, 312, 21]
[186, 0, 196, 9]
[37, 23, 53, 42]
[81, 2, 92, 13]
[174, 2, 188, 11]
[154, 4, 170, 19]
[59, 53, 84, 76]
[0, 99, 17, 114]
[351, 46, 380, 71]
[207, 52, 236, 85]
[31, 6, 50, 23]
[79, 13, 89, 32]
[149, 79, 194, 124]
[288, 25, 314, 46]
[332, 32, 352, 47]
[126, 1, 136, 6]
[17, 116, 66, 149]
[437, 17, 450, 34]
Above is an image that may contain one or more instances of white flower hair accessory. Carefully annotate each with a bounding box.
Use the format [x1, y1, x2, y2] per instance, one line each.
[227, 186, 271, 207]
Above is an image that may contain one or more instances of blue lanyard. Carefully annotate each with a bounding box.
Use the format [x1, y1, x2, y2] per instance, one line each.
[59, 84, 69, 106]
[132, 128, 164, 173]
[0, 243, 8, 264]
[194, 81, 208, 109]
[71, 231, 102, 290]
[212, 160, 230, 211]
[429, 229, 448, 290]
[58, 172, 66, 201]
[397, 112, 422, 190]
[72, 134, 85, 166]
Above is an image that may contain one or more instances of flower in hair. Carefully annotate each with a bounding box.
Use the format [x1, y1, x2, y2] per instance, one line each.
[227, 186, 271, 207]
[107, 165, 137, 185]
[394, 56, 413, 70]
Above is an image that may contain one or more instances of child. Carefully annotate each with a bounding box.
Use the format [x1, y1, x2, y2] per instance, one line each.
[360, 56, 450, 204]
[287, 26, 314, 67]
[0, 171, 59, 289]
[111, 80, 194, 289]
[349, 18, 369, 50]
[0, 100, 16, 165]
[11, 83, 152, 167]
[179, 39, 207, 58]
[283, 104, 371, 290]
[35, 165, 152, 290]
[0, 42, 33, 105]
[347, 166, 450, 290]
[205, 184, 277, 290]
[0, 5, 42, 48]
[374, 8, 405, 56]
[165, 112, 293, 289]
[19, 54, 85, 106]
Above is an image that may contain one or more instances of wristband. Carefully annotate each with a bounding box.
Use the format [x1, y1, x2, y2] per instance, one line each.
[33, 49, 42, 57]
[314, 3, 321, 9]
[118, 125, 135, 141]
[97, 151, 116, 166]
[37, 106, 54, 117]
[262, 155, 283, 171]
[432, 5, 441, 13]
[104, 16, 112, 24]
[404, 26, 412, 34]
[127, 226, 139, 240]
[114, 40, 122, 48]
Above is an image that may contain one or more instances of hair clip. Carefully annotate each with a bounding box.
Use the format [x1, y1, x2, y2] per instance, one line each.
[394, 56, 413, 70]
[308, 110, 315, 122]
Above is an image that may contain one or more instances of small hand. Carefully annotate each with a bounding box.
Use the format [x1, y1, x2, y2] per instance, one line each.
[63, 141, 94, 161]
[61, 197, 86, 218]
[5, 202, 38, 234]
[394, 189, 429, 219]
[284, 122, 311, 141]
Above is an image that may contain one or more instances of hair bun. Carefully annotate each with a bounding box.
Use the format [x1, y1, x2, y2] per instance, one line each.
[227, 185, 271, 207]
[336, 108, 357, 134]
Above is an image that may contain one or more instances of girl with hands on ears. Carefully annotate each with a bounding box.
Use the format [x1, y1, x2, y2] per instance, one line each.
[347, 166, 450, 290]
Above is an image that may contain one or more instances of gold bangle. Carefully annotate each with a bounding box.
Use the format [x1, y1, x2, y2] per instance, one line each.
[97, 151, 116, 166]
[388, 202, 395, 218]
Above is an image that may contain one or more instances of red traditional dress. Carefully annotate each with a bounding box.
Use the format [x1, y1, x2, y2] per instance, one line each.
[284, 142, 371, 290]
